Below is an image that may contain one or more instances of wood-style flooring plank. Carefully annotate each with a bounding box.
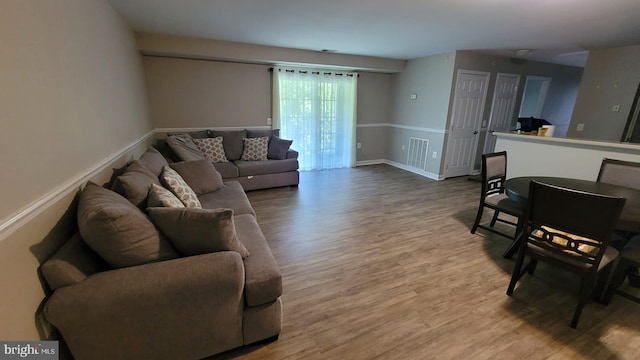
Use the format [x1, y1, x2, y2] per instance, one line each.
[211, 165, 640, 360]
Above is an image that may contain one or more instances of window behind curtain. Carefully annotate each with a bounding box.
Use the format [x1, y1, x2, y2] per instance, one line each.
[273, 69, 357, 171]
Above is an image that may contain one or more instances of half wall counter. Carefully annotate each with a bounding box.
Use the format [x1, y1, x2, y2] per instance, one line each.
[494, 132, 640, 180]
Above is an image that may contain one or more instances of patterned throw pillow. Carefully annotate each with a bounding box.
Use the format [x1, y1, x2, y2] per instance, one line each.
[147, 184, 185, 208]
[160, 166, 202, 208]
[241, 137, 269, 161]
[193, 137, 228, 163]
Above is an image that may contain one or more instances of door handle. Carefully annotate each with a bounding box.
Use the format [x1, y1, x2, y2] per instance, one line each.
[473, 130, 479, 135]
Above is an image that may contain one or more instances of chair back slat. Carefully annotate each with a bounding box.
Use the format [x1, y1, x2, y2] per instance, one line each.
[482, 151, 507, 198]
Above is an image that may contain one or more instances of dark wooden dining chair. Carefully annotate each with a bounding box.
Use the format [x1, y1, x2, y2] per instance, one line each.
[597, 158, 640, 190]
[506, 181, 626, 328]
[597, 158, 640, 248]
[471, 151, 524, 241]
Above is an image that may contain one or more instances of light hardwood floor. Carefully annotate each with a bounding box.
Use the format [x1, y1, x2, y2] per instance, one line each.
[214, 164, 640, 360]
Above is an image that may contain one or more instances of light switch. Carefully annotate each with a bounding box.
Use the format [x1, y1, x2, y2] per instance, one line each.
[410, 94, 417, 100]
[612, 104, 621, 112]
[576, 123, 585, 131]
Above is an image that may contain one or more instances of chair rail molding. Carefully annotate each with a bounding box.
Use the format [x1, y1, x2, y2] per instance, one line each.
[0, 130, 156, 242]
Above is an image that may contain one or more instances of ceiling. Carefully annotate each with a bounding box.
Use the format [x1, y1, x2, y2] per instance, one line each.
[108, 0, 640, 68]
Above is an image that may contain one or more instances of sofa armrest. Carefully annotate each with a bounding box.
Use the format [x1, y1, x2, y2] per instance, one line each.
[45, 252, 245, 360]
[286, 149, 299, 159]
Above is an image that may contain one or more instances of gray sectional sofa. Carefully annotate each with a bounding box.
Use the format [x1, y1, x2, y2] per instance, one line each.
[40, 147, 283, 359]
[162, 129, 299, 191]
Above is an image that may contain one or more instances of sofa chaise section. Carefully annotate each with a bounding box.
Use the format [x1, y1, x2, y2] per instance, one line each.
[40, 147, 283, 359]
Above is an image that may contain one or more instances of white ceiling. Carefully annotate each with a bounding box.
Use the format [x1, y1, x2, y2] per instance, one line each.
[108, 0, 640, 68]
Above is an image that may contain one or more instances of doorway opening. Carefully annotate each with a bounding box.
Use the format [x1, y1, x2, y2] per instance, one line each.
[519, 76, 552, 118]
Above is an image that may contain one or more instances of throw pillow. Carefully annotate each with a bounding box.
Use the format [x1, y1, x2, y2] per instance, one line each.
[148, 207, 249, 259]
[241, 137, 269, 161]
[160, 166, 202, 208]
[111, 162, 160, 209]
[77, 182, 178, 268]
[193, 137, 228, 163]
[166, 134, 206, 161]
[135, 147, 169, 177]
[147, 183, 185, 208]
[169, 159, 225, 195]
[210, 130, 247, 161]
[268, 135, 293, 160]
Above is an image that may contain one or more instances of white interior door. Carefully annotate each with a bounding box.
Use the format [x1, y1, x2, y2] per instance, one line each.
[444, 70, 489, 178]
[484, 73, 520, 154]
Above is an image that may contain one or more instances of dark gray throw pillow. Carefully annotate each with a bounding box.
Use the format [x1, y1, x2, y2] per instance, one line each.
[166, 134, 206, 161]
[78, 182, 179, 268]
[170, 159, 225, 195]
[111, 162, 160, 209]
[210, 130, 247, 161]
[268, 135, 293, 160]
[135, 147, 169, 177]
[148, 207, 249, 259]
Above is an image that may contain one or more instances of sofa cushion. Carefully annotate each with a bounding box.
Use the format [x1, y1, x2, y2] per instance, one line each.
[148, 207, 249, 259]
[77, 182, 179, 268]
[198, 181, 255, 217]
[161, 166, 202, 208]
[147, 184, 185, 208]
[268, 136, 293, 160]
[136, 147, 169, 177]
[193, 137, 228, 163]
[247, 129, 279, 138]
[41, 232, 111, 291]
[166, 134, 207, 162]
[111, 162, 160, 209]
[170, 159, 225, 195]
[235, 159, 299, 177]
[234, 214, 282, 306]
[213, 162, 239, 179]
[211, 130, 247, 161]
[241, 137, 269, 161]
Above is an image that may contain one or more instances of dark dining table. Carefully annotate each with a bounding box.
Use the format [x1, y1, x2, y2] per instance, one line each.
[502, 176, 640, 258]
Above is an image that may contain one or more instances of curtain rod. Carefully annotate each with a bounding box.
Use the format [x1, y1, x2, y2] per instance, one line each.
[268, 67, 359, 77]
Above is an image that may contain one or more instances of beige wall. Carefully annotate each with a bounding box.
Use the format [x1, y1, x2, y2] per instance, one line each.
[387, 53, 455, 178]
[0, 0, 152, 339]
[143, 56, 272, 129]
[568, 45, 640, 141]
[143, 56, 394, 162]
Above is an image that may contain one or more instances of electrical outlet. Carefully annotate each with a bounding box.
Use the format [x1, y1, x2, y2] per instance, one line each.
[576, 123, 584, 131]
[357, 142, 362, 149]
[612, 104, 621, 112]
[432, 151, 437, 158]
[410, 94, 417, 100]
[401, 145, 405, 151]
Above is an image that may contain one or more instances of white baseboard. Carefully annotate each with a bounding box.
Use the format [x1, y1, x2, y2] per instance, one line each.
[384, 160, 444, 180]
[355, 159, 386, 166]
[0, 130, 156, 241]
